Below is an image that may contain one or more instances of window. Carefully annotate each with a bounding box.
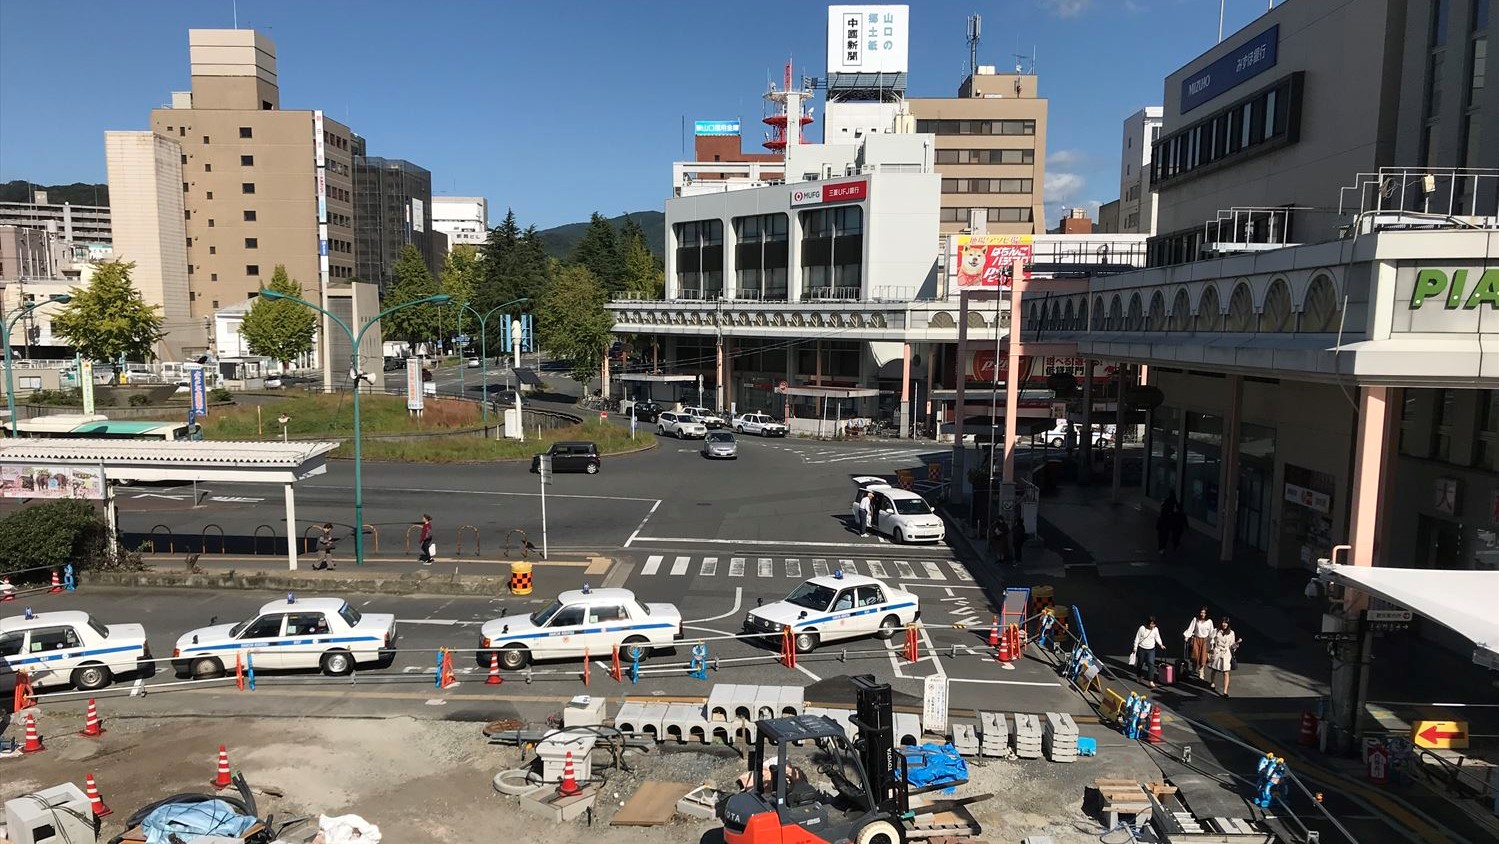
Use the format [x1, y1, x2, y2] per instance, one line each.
[855, 585, 886, 606]
[241, 183, 255, 194]
[1433, 0, 1451, 46]
[1472, 36, 1488, 98]
[239, 126, 253, 139]
[202, 135, 210, 144]
[1433, 388, 1458, 461]
[733, 213, 789, 300]
[181, 154, 187, 165]
[186, 237, 192, 249]
[208, 218, 215, 227]
[208, 246, 216, 255]
[182, 181, 189, 192]
[204, 163, 212, 172]
[800, 206, 863, 299]
[28, 626, 81, 652]
[1428, 51, 1446, 118]
[914, 119, 1035, 135]
[179, 127, 186, 137]
[287, 613, 330, 635]
[932, 148, 1035, 164]
[246, 264, 260, 276]
[244, 238, 258, 249]
[1151, 73, 1300, 188]
[184, 209, 191, 220]
[0, 632, 22, 657]
[241, 154, 254, 166]
[673, 219, 724, 299]
[206, 191, 213, 200]
[210, 273, 217, 282]
[243, 210, 257, 222]
[238, 615, 284, 639]
[587, 605, 628, 623]
[547, 606, 585, 627]
[338, 604, 362, 627]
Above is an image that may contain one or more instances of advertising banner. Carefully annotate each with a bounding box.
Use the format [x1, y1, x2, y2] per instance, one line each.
[190, 367, 208, 418]
[790, 179, 868, 207]
[1180, 25, 1279, 113]
[405, 358, 424, 411]
[412, 198, 425, 233]
[80, 359, 95, 415]
[827, 5, 909, 75]
[1, 465, 104, 500]
[694, 120, 741, 136]
[954, 235, 1033, 290]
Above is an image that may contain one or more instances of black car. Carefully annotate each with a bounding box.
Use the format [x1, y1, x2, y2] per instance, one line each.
[383, 356, 405, 372]
[632, 401, 661, 423]
[530, 441, 601, 474]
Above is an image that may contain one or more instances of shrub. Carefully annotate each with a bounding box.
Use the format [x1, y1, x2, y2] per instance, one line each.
[29, 389, 83, 407]
[209, 386, 234, 403]
[0, 499, 109, 575]
[128, 393, 152, 407]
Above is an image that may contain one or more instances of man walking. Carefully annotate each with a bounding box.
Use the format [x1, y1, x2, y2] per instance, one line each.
[1010, 512, 1026, 565]
[313, 522, 337, 570]
[417, 514, 435, 565]
[855, 491, 872, 537]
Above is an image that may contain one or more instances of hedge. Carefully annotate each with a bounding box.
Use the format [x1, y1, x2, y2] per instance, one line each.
[0, 499, 109, 576]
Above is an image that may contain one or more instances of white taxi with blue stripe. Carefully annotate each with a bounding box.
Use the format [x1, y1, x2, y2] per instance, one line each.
[1, 610, 150, 692]
[479, 586, 682, 670]
[171, 595, 397, 679]
[743, 572, 919, 654]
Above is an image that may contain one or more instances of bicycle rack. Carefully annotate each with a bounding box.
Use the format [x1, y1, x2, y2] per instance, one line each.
[201, 524, 226, 554]
[303, 525, 320, 554]
[148, 524, 174, 554]
[252, 524, 276, 556]
[504, 528, 533, 559]
[362, 524, 379, 553]
[456, 525, 480, 556]
[405, 525, 422, 554]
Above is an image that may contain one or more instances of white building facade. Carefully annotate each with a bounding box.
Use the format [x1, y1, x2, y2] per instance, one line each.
[431, 196, 489, 248]
[1118, 107, 1163, 235]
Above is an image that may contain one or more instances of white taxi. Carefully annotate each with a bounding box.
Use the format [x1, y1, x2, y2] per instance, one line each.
[479, 586, 682, 670]
[0, 610, 151, 691]
[852, 477, 946, 544]
[743, 572, 920, 654]
[171, 595, 397, 679]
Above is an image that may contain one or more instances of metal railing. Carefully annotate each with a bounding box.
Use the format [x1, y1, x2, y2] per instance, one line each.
[1339, 166, 1499, 222]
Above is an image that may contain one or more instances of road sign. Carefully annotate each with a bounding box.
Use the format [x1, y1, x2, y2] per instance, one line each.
[457, 334, 470, 344]
[539, 455, 551, 482]
[1413, 720, 1469, 750]
[1367, 610, 1413, 622]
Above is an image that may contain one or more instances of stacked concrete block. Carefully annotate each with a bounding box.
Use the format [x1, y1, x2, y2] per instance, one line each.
[706, 684, 739, 722]
[951, 722, 981, 756]
[777, 686, 805, 717]
[1013, 712, 1043, 759]
[663, 702, 710, 744]
[894, 711, 922, 746]
[613, 701, 648, 735]
[1044, 712, 1079, 762]
[753, 686, 782, 721]
[978, 712, 1009, 758]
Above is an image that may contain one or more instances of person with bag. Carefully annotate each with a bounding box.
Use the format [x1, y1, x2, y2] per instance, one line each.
[313, 522, 337, 570]
[1130, 616, 1165, 688]
[1183, 606, 1213, 681]
[1209, 617, 1241, 697]
[417, 513, 435, 565]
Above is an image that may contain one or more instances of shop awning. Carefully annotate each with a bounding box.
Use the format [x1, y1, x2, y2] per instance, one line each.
[1317, 563, 1499, 670]
[783, 386, 881, 399]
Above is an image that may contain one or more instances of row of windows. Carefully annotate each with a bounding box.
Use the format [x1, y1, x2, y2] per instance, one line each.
[916, 119, 1035, 136]
[941, 178, 1034, 194]
[323, 131, 348, 150]
[1401, 387, 1499, 471]
[933, 148, 1035, 165]
[938, 207, 1034, 223]
[674, 209, 865, 299]
[327, 185, 350, 203]
[1151, 73, 1300, 187]
[328, 211, 352, 228]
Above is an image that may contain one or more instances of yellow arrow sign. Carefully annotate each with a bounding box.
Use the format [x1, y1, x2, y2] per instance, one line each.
[1412, 720, 1469, 749]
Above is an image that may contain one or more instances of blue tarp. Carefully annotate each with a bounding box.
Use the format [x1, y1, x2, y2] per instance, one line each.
[139, 800, 257, 844]
[900, 743, 968, 790]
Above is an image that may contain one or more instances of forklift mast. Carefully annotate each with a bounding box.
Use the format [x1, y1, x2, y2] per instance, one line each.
[850, 674, 907, 816]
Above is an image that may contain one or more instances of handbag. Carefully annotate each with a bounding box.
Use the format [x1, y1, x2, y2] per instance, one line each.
[1128, 649, 1138, 667]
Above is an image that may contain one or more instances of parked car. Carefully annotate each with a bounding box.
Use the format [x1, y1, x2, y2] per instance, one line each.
[701, 430, 739, 459]
[531, 441, 601, 474]
[632, 401, 661, 423]
[383, 356, 405, 372]
[734, 412, 788, 437]
[171, 595, 397, 679]
[1, 610, 151, 693]
[478, 586, 682, 669]
[658, 411, 708, 439]
[743, 573, 920, 654]
[1033, 419, 1114, 448]
[681, 405, 726, 429]
[466, 357, 481, 368]
[851, 476, 946, 544]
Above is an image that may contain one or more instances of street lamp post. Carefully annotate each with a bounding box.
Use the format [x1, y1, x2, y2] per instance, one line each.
[258, 288, 450, 565]
[459, 298, 530, 433]
[3, 294, 72, 436]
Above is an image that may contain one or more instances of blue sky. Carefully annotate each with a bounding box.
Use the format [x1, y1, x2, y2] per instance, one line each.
[0, 0, 1277, 230]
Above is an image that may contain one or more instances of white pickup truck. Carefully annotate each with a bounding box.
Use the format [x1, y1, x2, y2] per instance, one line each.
[1, 610, 151, 692]
[173, 595, 397, 679]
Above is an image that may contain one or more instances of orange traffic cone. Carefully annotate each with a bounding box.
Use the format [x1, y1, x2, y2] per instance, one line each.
[85, 773, 112, 818]
[80, 698, 104, 737]
[485, 652, 502, 685]
[440, 649, 457, 689]
[21, 713, 44, 753]
[1147, 705, 1164, 744]
[557, 750, 582, 797]
[1298, 712, 1318, 746]
[49, 569, 62, 593]
[987, 616, 999, 647]
[211, 745, 233, 789]
[996, 630, 1011, 664]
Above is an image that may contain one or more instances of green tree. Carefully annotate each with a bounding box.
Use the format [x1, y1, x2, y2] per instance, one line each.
[537, 264, 613, 386]
[440, 245, 481, 338]
[380, 245, 443, 348]
[475, 210, 551, 348]
[238, 265, 317, 367]
[0, 499, 108, 573]
[571, 212, 623, 293]
[51, 260, 165, 381]
[619, 216, 664, 298]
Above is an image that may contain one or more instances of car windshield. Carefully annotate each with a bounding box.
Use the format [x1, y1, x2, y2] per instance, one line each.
[339, 603, 362, 627]
[707, 432, 734, 442]
[785, 582, 836, 611]
[893, 498, 934, 515]
[229, 619, 249, 637]
[530, 599, 564, 626]
[87, 617, 110, 638]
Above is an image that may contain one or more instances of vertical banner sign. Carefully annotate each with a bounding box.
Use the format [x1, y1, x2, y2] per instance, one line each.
[313, 111, 330, 375]
[405, 358, 424, 411]
[954, 235, 1033, 290]
[189, 368, 208, 418]
[80, 359, 96, 415]
[922, 675, 949, 734]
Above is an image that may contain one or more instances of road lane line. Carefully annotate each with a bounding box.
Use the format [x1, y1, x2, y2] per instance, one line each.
[686, 587, 742, 624]
[893, 561, 916, 579]
[700, 557, 718, 576]
[946, 678, 1064, 687]
[632, 536, 895, 549]
[785, 558, 802, 578]
[729, 557, 745, 577]
[949, 562, 974, 581]
[301, 485, 659, 503]
[811, 559, 828, 577]
[670, 556, 691, 576]
[623, 499, 665, 548]
[920, 561, 946, 581]
[866, 560, 888, 578]
[641, 555, 664, 576]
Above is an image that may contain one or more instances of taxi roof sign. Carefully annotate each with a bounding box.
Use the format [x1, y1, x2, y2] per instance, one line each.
[1412, 720, 1468, 749]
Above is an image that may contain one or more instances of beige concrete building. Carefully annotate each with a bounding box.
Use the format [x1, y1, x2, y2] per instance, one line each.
[908, 69, 1048, 235]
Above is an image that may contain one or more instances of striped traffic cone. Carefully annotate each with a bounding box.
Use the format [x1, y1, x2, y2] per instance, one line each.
[80, 698, 104, 737]
[485, 652, 502, 685]
[21, 713, 44, 753]
[211, 745, 233, 789]
[987, 617, 999, 647]
[1147, 705, 1164, 744]
[48, 569, 62, 593]
[85, 773, 112, 817]
[557, 750, 582, 797]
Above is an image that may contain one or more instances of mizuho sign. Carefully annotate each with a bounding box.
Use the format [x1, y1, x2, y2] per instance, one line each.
[1393, 266, 1499, 333]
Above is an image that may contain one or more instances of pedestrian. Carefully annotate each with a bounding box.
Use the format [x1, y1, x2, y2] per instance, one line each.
[417, 513, 435, 565]
[314, 522, 337, 570]
[855, 491, 872, 537]
[1209, 617, 1241, 697]
[990, 516, 1011, 564]
[1131, 616, 1165, 688]
[1169, 505, 1187, 552]
[1010, 512, 1026, 564]
[1182, 606, 1213, 681]
[1156, 491, 1178, 555]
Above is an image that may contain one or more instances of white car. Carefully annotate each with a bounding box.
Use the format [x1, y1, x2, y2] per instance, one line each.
[172, 595, 397, 679]
[479, 586, 682, 670]
[734, 412, 788, 437]
[852, 476, 946, 544]
[658, 411, 708, 439]
[1034, 419, 1114, 448]
[0, 610, 151, 692]
[743, 572, 919, 654]
[681, 406, 727, 429]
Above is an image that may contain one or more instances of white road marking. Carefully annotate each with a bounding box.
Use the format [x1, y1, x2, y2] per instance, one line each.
[630, 537, 891, 549]
[699, 557, 718, 576]
[729, 557, 745, 577]
[641, 555, 664, 576]
[949, 562, 974, 581]
[866, 560, 888, 578]
[946, 678, 1065, 687]
[670, 556, 691, 576]
[210, 495, 264, 503]
[838, 558, 856, 575]
[920, 561, 946, 581]
[812, 558, 828, 577]
[785, 558, 802, 578]
[623, 499, 665, 548]
[396, 619, 479, 626]
[894, 561, 916, 579]
[758, 558, 774, 577]
[685, 587, 743, 624]
[304, 484, 660, 503]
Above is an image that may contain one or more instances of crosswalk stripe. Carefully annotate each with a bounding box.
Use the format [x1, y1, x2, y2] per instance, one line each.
[812, 558, 828, 577]
[670, 556, 690, 575]
[893, 560, 916, 579]
[948, 561, 973, 581]
[642, 555, 664, 576]
[921, 561, 947, 581]
[866, 560, 888, 578]
[785, 558, 802, 578]
[838, 559, 856, 575]
[729, 557, 745, 577]
[758, 558, 773, 577]
[700, 557, 718, 576]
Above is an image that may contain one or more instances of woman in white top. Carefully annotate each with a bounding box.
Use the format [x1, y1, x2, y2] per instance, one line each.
[1131, 616, 1165, 688]
[1183, 607, 1214, 681]
[1208, 617, 1241, 697]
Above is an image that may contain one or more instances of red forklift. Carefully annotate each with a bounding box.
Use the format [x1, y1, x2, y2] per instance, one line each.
[717, 675, 989, 844]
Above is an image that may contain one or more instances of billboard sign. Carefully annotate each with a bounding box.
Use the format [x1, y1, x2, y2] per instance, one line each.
[955, 235, 1033, 290]
[189, 367, 208, 418]
[80, 359, 95, 415]
[1, 465, 104, 500]
[827, 5, 909, 75]
[405, 358, 424, 412]
[694, 120, 741, 136]
[1180, 24, 1279, 113]
[412, 198, 425, 233]
[790, 179, 868, 207]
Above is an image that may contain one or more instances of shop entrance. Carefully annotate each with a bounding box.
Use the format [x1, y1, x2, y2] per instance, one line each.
[1414, 514, 1464, 569]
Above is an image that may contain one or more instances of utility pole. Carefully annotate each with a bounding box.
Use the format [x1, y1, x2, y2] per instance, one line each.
[715, 298, 725, 410]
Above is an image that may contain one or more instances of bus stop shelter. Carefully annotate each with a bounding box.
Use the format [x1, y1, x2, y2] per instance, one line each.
[0, 439, 338, 570]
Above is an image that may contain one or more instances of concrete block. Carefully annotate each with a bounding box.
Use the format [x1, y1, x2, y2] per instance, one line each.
[732, 685, 760, 722]
[676, 785, 725, 821]
[733, 716, 757, 745]
[536, 729, 597, 782]
[1014, 713, 1043, 759]
[663, 701, 709, 744]
[979, 712, 1008, 757]
[639, 702, 670, 740]
[777, 685, 804, 717]
[754, 686, 782, 721]
[707, 684, 739, 722]
[951, 722, 980, 756]
[826, 708, 857, 741]
[563, 695, 606, 729]
[516, 784, 597, 823]
[894, 712, 921, 746]
[614, 701, 648, 735]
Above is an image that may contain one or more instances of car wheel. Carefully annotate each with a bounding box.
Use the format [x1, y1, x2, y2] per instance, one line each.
[794, 631, 819, 654]
[876, 615, 901, 640]
[190, 657, 225, 681]
[622, 636, 651, 662]
[585, 461, 599, 474]
[500, 646, 529, 670]
[72, 664, 113, 691]
[657, 425, 665, 436]
[894, 528, 906, 544]
[321, 650, 354, 676]
[735, 425, 744, 433]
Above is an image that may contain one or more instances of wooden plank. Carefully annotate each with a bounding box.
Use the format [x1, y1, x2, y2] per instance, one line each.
[612, 781, 695, 826]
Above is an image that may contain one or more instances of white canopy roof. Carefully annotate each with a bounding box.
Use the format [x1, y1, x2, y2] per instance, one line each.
[1319, 563, 1499, 670]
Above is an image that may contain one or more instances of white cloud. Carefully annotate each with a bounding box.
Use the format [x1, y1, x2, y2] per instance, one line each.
[1038, 0, 1093, 17]
[1044, 171, 1086, 204]
[1049, 149, 1088, 167]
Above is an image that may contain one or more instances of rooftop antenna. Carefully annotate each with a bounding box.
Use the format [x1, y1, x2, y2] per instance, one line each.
[966, 14, 982, 82]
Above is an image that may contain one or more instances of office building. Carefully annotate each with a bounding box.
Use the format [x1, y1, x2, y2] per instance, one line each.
[353, 156, 441, 289]
[1051, 208, 1094, 235]
[432, 196, 489, 248]
[1118, 106, 1163, 234]
[1097, 199, 1121, 233]
[0, 192, 112, 245]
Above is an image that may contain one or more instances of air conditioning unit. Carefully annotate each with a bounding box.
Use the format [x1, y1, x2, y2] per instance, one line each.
[5, 784, 93, 844]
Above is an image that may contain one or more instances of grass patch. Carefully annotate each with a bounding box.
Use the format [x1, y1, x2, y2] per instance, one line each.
[348, 420, 645, 462]
[199, 392, 479, 440]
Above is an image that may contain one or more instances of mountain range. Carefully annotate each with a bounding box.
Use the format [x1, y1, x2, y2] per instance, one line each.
[534, 210, 664, 260]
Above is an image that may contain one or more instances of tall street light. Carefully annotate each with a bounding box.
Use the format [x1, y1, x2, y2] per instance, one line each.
[459, 297, 530, 431]
[258, 287, 450, 565]
[3, 294, 72, 436]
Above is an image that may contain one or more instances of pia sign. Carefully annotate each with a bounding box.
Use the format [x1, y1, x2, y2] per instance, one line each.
[1394, 266, 1499, 333]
